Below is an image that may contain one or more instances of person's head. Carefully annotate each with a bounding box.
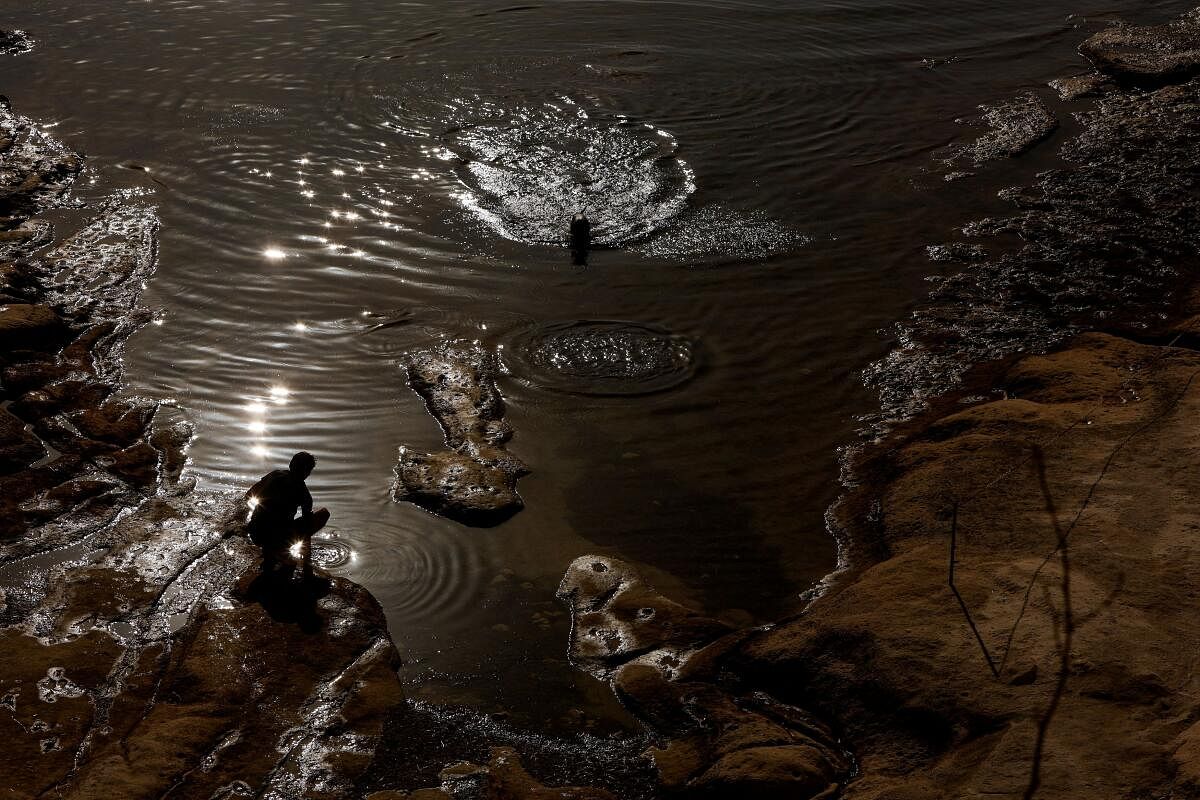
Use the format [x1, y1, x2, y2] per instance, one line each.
[289, 451, 316, 479]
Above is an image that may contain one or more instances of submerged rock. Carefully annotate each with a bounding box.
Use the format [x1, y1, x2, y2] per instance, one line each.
[873, 70, 1200, 427]
[951, 91, 1057, 166]
[1080, 9, 1200, 84]
[393, 342, 529, 526]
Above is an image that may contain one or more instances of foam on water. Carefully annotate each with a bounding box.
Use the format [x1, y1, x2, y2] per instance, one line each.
[440, 98, 695, 246]
[501, 320, 697, 396]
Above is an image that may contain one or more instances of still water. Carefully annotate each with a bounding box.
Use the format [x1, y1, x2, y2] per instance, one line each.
[3, 0, 1190, 729]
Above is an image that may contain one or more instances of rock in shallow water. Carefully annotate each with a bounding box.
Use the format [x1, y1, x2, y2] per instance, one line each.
[393, 342, 529, 526]
[951, 91, 1057, 166]
[556, 556, 851, 799]
[1080, 9, 1200, 84]
[0, 30, 32, 56]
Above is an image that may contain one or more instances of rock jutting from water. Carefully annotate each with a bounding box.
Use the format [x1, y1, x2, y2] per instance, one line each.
[392, 342, 529, 526]
[0, 30, 32, 57]
[1048, 72, 1113, 101]
[555, 556, 852, 799]
[1080, 8, 1200, 84]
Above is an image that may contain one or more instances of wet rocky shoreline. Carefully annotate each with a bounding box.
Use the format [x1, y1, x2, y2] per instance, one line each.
[8, 6, 1200, 799]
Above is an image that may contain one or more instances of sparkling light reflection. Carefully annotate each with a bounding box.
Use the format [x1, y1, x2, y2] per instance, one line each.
[262, 248, 287, 260]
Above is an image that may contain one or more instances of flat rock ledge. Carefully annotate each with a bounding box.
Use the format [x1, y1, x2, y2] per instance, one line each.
[392, 342, 529, 527]
[1080, 8, 1200, 84]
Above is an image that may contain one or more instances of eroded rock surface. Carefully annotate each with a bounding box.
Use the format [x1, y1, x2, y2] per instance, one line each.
[1080, 8, 1200, 84]
[393, 342, 528, 526]
[557, 556, 851, 799]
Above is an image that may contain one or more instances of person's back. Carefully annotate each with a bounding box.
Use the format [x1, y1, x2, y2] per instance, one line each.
[245, 451, 328, 578]
[247, 468, 310, 544]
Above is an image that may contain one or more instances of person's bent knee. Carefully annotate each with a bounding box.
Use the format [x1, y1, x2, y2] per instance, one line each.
[312, 507, 330, 530]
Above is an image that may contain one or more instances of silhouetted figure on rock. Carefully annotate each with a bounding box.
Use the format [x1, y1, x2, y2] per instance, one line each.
[246, 450, 329, 581]
[569, 211, 591, 265]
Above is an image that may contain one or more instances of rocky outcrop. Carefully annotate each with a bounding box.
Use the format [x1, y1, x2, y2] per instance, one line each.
[0, 97, 406, 799]
[393, 343, 529, 526]
[726, 327, 1200, 798]
[557, 556, 852, 799]
[1080, 9, 1200, 84]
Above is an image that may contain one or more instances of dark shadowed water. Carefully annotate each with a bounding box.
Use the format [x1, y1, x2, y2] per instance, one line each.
[2, 0, 1192, 731]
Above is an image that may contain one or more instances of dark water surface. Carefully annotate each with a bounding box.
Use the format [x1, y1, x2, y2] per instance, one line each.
[2, 0, 1192, 730]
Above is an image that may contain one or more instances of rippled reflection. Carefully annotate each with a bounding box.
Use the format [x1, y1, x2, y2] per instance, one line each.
[438, 98, 695, 246]
[502, 320, 698, 396]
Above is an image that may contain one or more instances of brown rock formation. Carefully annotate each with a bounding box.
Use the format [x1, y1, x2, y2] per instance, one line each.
[725, 329, 1200, 798]
[557, 555, 852, 799]
[393, 342, 529, 526]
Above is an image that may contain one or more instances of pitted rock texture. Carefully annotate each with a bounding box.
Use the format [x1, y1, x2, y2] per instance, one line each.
[557, 556, 851, 799]
[0, 494, 405, 800]
[1080, 8, 1200, 84]
[393, 343, 529, 526]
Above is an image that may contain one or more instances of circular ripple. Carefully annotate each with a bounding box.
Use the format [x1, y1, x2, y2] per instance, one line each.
[442, 100, 694, 247]
[502, 320, 697, 396]
[310, 538, 352, 569]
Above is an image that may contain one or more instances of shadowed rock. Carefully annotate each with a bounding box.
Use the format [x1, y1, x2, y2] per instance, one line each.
[557, 556, 850, 799]
[952, 91, 1057, 166]
[1048, 72, 1113, 101]
[1080, 9, 1200, 84]
[393, 342, 529, 526]
[557, 555, 732, 681]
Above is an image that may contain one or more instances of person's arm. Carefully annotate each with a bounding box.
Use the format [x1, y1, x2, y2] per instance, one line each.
[299, 481, 313, 521]
[245, 475, 267, 503]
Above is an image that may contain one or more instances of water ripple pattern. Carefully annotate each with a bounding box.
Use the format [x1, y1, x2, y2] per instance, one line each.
[502, 320, 698, 396]
[440, 98, 695, 247]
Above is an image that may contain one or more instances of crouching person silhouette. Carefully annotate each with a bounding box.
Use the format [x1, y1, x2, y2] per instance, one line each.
[245, 451, 329, 581]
